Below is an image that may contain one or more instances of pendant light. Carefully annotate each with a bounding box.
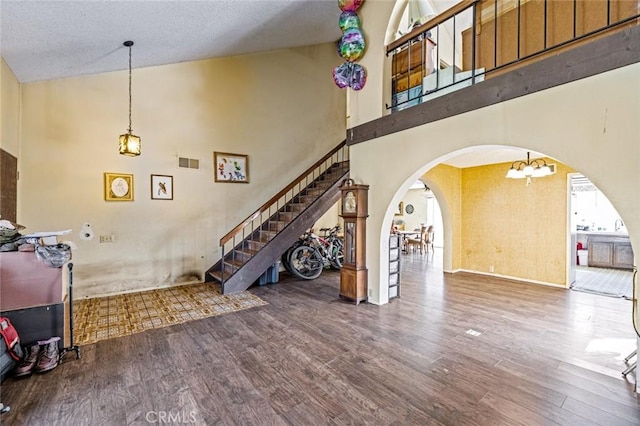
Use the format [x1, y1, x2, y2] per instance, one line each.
[118, 40, 141, 156]
[505, 152, 552, 186]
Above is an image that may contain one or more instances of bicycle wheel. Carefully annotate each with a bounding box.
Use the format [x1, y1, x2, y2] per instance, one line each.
[282, 239, 304, 274]
[330, 246, 344, 269]
[289, 245, 324, 280]
[281, 245, 296, 274]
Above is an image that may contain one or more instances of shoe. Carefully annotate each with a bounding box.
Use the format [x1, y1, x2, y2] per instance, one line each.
[34, 338, 60, 373]
[14, 344, 41, 377]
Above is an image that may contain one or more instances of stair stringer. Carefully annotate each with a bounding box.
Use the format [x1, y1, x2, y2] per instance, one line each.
[220, 170, 348, 294]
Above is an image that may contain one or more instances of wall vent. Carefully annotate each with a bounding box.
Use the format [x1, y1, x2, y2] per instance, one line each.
[178, 157, 200, 169]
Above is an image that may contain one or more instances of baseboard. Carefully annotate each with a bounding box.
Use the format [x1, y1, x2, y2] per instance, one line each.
[455, 269, 566, 289]
[79, 279, 204, 300]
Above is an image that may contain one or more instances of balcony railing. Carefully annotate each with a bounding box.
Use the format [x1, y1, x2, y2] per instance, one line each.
[387, 0, 640, 112]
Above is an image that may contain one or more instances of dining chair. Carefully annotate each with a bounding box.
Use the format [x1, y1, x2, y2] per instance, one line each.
[424, 225, 434, 253]
[406, 225, 427, 254]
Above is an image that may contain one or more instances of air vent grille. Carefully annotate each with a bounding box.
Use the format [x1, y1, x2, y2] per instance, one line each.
[178, 157, 200, 169]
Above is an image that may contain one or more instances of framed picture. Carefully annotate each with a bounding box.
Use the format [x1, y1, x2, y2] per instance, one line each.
[214, 152, 249, 183]
[104, 173, 134, 201]
[395, 201, 404, 216]
[151, 174, 173, 200]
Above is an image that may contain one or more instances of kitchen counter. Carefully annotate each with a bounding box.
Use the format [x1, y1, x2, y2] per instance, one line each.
[577, 231, 629, 237]
[578, 232, 634, 269]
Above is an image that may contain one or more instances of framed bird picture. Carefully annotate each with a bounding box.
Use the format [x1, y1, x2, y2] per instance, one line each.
[151, 174, 173, 200]
[214, 152, 249, 183]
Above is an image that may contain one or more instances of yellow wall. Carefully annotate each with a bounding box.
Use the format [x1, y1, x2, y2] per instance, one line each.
[423, 164, 462, 272]
[17, 43, 346, 298]
[460, 160, 574, 285]
[1, 58, 21, 156]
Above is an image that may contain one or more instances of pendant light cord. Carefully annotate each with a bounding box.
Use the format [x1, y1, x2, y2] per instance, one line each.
[128, 43, 133, 134]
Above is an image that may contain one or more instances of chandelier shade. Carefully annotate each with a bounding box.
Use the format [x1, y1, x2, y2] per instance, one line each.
[118, 40, 141, 157]
[505, 152, 552, 184]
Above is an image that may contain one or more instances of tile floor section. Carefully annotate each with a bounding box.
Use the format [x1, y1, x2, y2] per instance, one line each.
[73, 283, 267, 345]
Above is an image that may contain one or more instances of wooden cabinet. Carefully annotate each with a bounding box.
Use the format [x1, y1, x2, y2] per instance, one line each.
[0, 149, 18, 222]
[391, 36, 437, 93]
[389, 234, 401, 300]
[588, 234, 634, 270]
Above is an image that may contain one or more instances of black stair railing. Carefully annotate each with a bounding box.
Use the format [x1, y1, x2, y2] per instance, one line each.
[218, 141, 349, 283]
[387, 0, 640, 111]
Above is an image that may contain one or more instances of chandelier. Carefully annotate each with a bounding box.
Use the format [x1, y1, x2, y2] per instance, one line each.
[505, 152, 552, 185]
[118, 41, 141, 156]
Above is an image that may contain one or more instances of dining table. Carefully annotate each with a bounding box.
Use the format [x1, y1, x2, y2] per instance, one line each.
[394, 229, 421, 252]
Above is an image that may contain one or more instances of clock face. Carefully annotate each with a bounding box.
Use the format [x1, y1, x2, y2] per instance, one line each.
[111, 177, 130, 198]
[344, 191, 357, 213]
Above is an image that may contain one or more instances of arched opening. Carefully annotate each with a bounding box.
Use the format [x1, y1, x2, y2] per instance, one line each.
[391, 178, 445, 277]
[375, 144, 637, 380]
[380, 145, 636, 291]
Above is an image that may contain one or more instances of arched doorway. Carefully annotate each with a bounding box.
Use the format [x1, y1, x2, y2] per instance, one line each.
[376, 145, 637, 383]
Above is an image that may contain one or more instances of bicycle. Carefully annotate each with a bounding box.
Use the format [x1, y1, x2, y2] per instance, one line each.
[285, 225, 344, 280]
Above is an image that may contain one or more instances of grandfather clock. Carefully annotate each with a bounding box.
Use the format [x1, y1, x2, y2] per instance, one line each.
[339, 179, 369, 304]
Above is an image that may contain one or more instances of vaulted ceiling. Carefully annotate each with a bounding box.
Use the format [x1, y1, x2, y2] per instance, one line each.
[0, 1, 551, 168]
[1, 0, 342, 83]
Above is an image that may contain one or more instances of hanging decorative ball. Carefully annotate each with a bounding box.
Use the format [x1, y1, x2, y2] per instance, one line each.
[339, 11, 361, 32]
[332, 62, 353, 89]
[339, 28, 365, 62]
[350, 63, 367, 90]
[332, 62, 367, 90]
[338, 0, 364, 12]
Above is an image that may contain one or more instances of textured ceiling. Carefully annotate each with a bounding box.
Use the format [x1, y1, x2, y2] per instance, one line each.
[1, 0, 342, 83]
[0, 1, 552, 169]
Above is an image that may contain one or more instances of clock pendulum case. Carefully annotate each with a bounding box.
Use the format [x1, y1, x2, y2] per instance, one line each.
[339, 178, 369, 304]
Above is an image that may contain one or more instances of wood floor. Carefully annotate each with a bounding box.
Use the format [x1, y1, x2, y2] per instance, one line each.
[2, 249, 638, 425]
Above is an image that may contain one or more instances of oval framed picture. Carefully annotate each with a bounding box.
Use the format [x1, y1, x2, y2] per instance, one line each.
[405, 204, 414, 214]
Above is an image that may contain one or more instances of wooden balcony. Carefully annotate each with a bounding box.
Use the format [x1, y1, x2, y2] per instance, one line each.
[387, 0, 639, 111]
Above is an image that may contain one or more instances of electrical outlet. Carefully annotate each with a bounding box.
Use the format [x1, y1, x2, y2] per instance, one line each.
[99, 235, 115, 243]
[489, 265, 495, 273]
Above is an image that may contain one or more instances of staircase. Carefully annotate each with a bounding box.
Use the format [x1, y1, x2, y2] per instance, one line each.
[206, 141, 349, 294]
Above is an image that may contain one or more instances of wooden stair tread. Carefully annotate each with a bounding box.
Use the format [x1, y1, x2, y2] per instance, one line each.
[238, 248, 259, 256]
[206, 153, 349, 291]
[225, 258, 244, 268]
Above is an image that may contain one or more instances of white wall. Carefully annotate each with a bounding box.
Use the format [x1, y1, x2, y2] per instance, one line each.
[17, 43, 346, 298]
[574, 189, 627, 233]
[313, 200, 343, 235]
[350, 62, 640, 305]
[398, 188, 428, 231]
